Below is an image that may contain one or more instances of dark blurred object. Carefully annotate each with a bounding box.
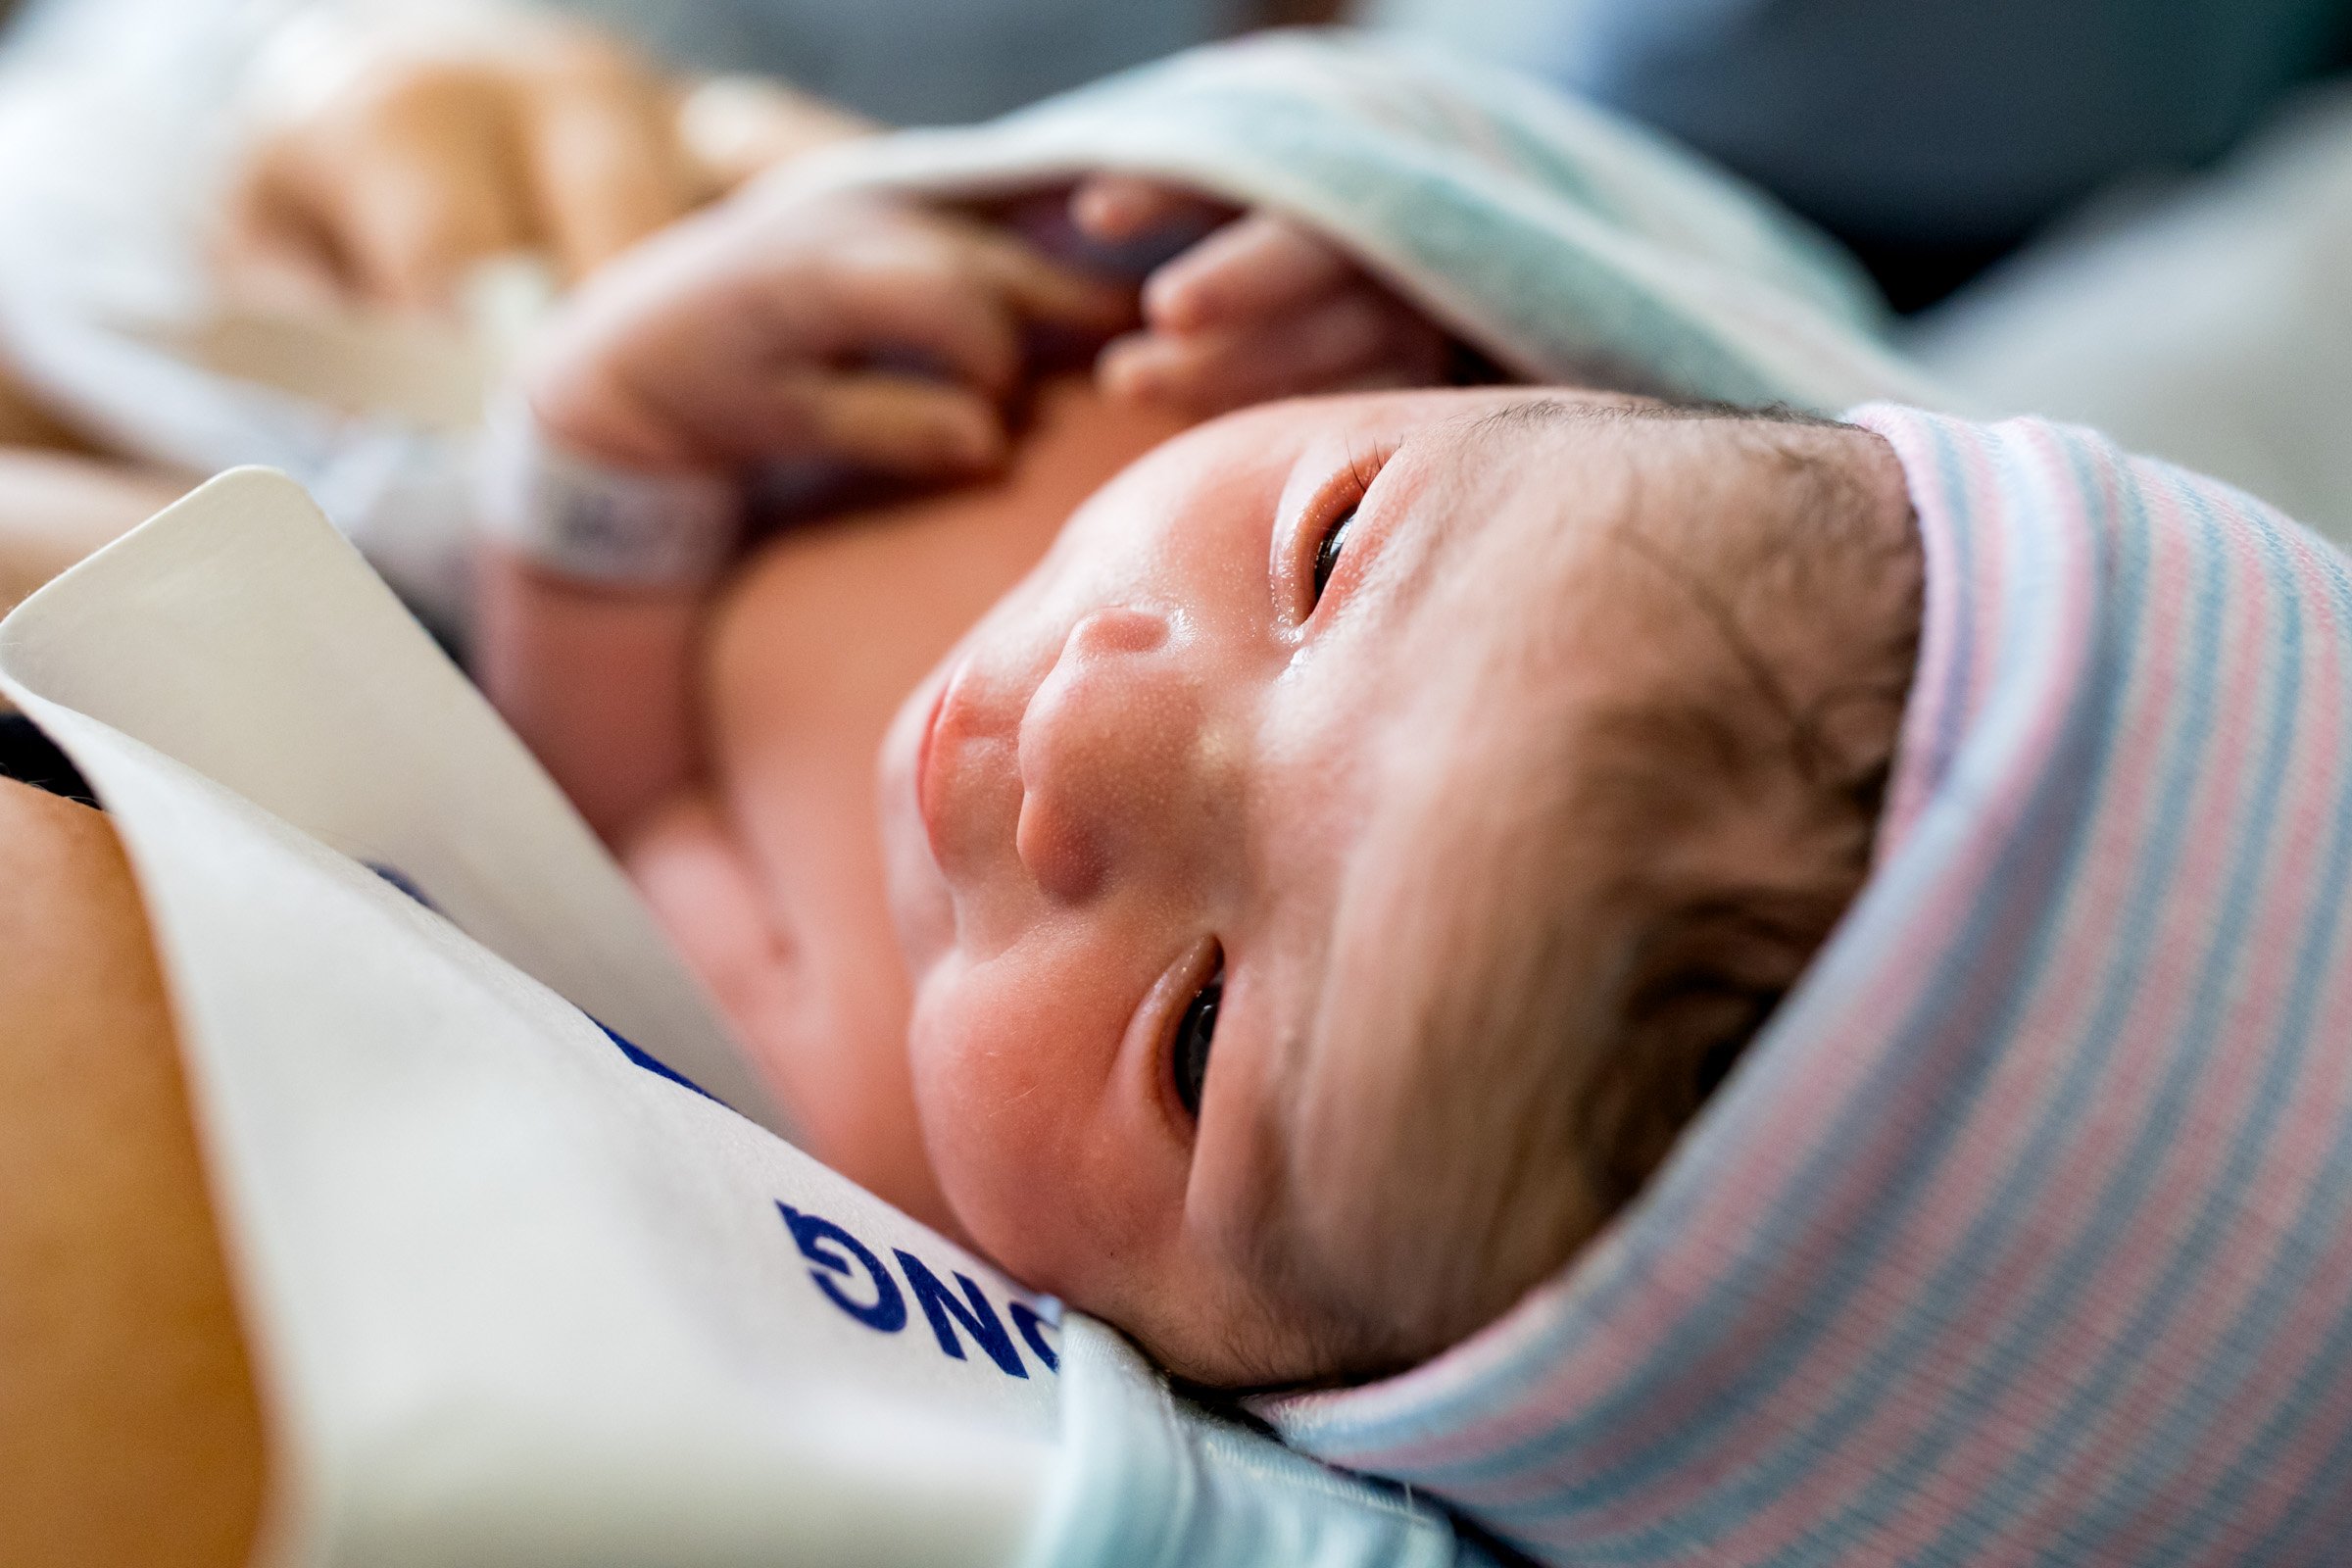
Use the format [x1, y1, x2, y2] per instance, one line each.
[1384, 0, 2352, 311]
[1578, 0, 2352, 310]
[0, 713, 96, 807]
[548, 0, 1261, 125]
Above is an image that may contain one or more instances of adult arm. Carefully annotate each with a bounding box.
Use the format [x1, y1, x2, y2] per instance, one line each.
[0, 779, 266, 1568]
[0, 450, 186, 615]
[0, 362, 85, 451]
[220, 4, 873, 313]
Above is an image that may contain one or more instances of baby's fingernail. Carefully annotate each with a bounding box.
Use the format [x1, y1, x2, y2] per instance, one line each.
[1071, 181, 1144, 239]
[1070, 185, 1119, 236]
[1141, 276, 1209, 335]
[1097, 343, 1164, 402]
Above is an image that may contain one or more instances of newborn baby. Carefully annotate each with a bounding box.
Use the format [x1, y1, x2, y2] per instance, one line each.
[481, 189, 1922, 1390]
[865, 387, 1920, 1386]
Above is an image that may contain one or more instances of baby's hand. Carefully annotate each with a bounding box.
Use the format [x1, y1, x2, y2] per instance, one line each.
[524, 190, 1135, 478]
[1072, 174, 1452, 416]
[480, 191, 1129, 843]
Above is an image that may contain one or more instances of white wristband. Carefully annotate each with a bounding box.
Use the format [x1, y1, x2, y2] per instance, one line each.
[476, 402, 745, 589]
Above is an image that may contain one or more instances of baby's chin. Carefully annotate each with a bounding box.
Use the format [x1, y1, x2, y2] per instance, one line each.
[874, 666, 956, 982]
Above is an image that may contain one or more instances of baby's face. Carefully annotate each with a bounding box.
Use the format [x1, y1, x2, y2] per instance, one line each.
[876, 387, 1916, 1386]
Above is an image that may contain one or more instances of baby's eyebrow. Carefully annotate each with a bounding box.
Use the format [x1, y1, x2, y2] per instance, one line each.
[1460, 396, 1603, 445]
[1357, 400, 1606, 611]
[1344, 412, 1549, 622]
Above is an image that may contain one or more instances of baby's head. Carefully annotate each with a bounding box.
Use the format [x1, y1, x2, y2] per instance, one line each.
[876, 387, 1921, 1388]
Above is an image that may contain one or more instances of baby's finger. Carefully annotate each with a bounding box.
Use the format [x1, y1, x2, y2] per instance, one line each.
[1143, 213, 1354, 335]
[787, 220, 1030, 398]
[956, 220, 1137, 331]
[797, 373, 1010, 475]
[1101, 287, 1442, 415]
[605, 350, 1007, 475]
[1068, 173, 1228, 245]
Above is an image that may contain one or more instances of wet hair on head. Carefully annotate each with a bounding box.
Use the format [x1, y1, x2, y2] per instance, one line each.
[1297, 399, 1922, 1381]
[1563, 400, 1923, 1207]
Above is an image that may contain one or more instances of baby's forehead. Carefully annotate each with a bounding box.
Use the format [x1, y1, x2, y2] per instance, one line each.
[1408, 397, 1824, 553]
[1372, 404, 1828, 693]
[1411, 402, 1912, 700]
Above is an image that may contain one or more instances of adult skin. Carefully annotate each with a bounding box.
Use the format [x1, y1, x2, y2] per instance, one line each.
[0, 779, 264, 1568]
[0, 354, 188, 617]
[220, 3, 1351, 316]
[0, 361, 82, 450]
[0, 449, 186, 615]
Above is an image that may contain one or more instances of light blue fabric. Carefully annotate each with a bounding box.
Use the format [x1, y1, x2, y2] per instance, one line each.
[796, 29, 1939, 413]
[1018, 1319, 1494, 1568]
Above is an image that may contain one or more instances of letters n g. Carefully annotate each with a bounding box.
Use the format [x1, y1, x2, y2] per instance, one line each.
[777, 1202, 907, 1333]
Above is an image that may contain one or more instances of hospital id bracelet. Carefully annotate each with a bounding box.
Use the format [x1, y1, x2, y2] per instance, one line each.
[475, 401, 745, 589]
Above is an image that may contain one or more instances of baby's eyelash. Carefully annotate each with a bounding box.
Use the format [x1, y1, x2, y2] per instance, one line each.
[1312, 507, 1355, 599]
[1298, 445, 1394, 614]
[1170, 959, 1221, 1121]
[1157, 940, 1224, 1131]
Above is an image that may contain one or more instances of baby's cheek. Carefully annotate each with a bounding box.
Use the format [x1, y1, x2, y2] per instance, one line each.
[906, 956, 1170, 1301]
[906, 961, 1099, 1286]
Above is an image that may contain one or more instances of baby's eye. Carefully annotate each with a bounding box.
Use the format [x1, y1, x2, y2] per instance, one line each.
[1171, 963, 1223, 1120]
[1311, 507, 1356, 602]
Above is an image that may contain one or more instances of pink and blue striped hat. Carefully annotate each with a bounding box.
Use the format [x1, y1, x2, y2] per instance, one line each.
[1261, 408, 2352, 1565]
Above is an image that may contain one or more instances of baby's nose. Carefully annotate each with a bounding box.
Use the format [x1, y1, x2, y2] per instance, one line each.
[1015, 606, 1204, 903]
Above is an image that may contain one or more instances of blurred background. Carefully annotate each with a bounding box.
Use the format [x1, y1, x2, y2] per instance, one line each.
[3, 0, 2351, 622]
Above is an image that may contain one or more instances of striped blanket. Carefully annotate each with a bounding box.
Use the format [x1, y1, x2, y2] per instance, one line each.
[1262, 409, 2352, 1565]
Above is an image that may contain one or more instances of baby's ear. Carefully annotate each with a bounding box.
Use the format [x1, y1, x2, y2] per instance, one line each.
[1580, 978, 1768, 1214]
[1578, 897, 1838, 1212]
[1788, 574, 1919, 816]
[1774, 436, 1925, 799]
